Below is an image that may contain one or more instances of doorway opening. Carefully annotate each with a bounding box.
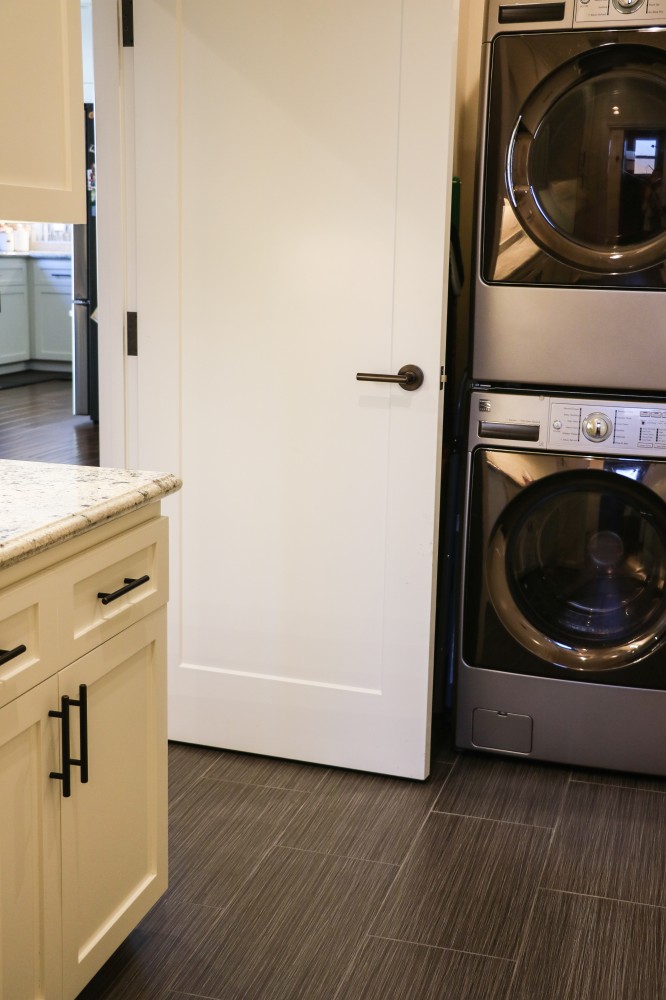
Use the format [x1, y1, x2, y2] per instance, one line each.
[0, 0, 99, 467]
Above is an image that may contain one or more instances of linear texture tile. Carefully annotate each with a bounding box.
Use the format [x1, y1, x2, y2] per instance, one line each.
[372, 811, 550, 959]
[75, 894, 226, 1000]
[333, 936, 514, 1000]
[541, 781, 666, 907]
[433, 754, 569, 827]
[278, 761, 451, 864]
[169, 845, 397, 1000]
[203, 748, 330, 791]
[168, 740, 221, 808]
[507, 889, 666, 1000]
[168, 777, 308, 907]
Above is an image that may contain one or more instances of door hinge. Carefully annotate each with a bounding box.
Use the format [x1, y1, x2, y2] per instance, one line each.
[127, 311, 138, 356]
[122, 0, 134, 47]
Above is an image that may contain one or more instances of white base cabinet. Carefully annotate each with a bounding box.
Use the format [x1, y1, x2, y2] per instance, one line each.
[0, 507, 169, 1000]
[29, 257, 73, 362]
[0, 258, 30, 364]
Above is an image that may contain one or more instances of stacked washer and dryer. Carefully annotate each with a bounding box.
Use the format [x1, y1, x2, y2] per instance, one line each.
[455, 0, 666, 774]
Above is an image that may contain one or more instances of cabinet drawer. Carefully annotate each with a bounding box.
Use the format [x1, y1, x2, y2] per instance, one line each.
[31, 257, 72, 288]
[0, 573, 60, 710]
[58, 517, 168, 662]
[0, 257, 27, 285]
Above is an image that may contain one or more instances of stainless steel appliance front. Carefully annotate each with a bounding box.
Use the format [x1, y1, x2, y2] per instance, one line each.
[455, 389, 666, 774]
[472, 0, 666, 391]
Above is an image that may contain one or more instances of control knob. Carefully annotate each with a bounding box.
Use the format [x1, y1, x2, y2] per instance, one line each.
[612, 0, 645, 10]
[582, 412, 612, 443]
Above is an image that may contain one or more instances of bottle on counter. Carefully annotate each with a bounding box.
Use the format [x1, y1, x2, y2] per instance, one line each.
[13, 225, 29, 253]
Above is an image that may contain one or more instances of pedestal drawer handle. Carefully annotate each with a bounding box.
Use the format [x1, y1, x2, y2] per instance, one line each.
[49, 685, 88, 797]
[97, 574, 150, 605]
[49, 695, 72, 797]
[0, 643, 26, 666]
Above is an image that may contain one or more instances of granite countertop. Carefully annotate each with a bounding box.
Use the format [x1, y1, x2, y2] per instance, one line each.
[0, 460, 182, 569]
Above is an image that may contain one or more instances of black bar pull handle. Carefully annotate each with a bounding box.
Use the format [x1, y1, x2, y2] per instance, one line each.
[49, 695, 72, 798]
[97, 574, 150, 605]
[0, 643, 27, 667]
[69, 684, 89, 784]
[356, 364, 424, 391]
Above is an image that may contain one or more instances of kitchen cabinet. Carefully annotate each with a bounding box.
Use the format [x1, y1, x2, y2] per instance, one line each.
[0, 486, 175, 1000]
[0, 0, 84, 224]
[0, 675, 62, 999]
[0, 258, 30, 364]
[29, 257, 73, 362]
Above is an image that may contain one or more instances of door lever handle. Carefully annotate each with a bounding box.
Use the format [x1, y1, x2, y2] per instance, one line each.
[356, 364, 424, 391]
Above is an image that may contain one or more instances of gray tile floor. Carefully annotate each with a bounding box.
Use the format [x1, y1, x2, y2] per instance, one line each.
[76, 719, 666, 1000]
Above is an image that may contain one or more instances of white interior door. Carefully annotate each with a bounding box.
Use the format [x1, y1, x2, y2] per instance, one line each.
[132, 0, 458, 778]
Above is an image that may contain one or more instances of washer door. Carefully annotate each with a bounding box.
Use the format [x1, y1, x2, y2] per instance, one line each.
[508, 43, 666, 274]
[487, 468, 666, 670]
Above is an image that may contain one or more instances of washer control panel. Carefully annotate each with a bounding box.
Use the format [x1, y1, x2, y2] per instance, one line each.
[470, 391, 666, 457]
[550, 400, 666, 452]
[575, 0, 666, 25]
[487, 0, 666, 37]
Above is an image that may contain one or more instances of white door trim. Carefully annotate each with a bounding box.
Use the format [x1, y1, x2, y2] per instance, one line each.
[91, 0, 131, 469]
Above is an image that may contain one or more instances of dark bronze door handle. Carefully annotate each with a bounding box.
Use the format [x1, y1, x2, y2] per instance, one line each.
[356, 364, 424, 391]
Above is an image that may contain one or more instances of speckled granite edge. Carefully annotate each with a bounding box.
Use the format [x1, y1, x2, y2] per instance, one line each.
[0, 466, 182, 570]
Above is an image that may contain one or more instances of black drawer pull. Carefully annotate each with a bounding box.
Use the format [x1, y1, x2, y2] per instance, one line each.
[49, 684, 88, 797]
[69, 684, 89, 784]
[97, 574, 150, 605]
[0, 643, 26, 666]
[49, 695, 72, 797]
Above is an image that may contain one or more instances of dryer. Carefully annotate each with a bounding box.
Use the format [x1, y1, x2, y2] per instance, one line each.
[473, 0, 666, 392]
[456, 387, 666, 775]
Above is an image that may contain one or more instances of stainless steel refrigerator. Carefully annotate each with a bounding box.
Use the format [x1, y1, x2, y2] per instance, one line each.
[72, 103, 98, 421]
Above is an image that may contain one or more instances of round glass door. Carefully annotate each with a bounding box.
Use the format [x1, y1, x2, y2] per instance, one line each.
[508, 44, 666, 274]
[487, 470, 666, 670]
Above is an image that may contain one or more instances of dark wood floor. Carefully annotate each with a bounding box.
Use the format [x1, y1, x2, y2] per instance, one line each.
[76, 722, 666, 1000]
[0, 379, 99, 465]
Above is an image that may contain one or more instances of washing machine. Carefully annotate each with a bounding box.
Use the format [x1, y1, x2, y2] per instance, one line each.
[455, 387, 666, 774]
[473, 0, 666, 392]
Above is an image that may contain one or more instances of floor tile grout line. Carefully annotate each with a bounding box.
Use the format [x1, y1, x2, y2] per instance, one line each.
[500, 805, 562, 1000]
[330, 761, 463, 1000]
[196, 772, 321, 796]
[537, 885, 666, 911]
[367, 932, 517, 965]
[430, 808, 555, 831]
[569, 776, 666, 796]
[271, 841, 402, 869]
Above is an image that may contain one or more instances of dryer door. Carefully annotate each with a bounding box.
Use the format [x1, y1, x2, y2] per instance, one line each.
[486, 463, 666, 670]
[483, 30, 666, 286]
[509, 43, 666, 274]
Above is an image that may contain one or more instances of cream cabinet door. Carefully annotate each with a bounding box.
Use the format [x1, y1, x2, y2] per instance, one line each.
[59, 609, 168, 1000]
[0, 677, 63, 1000]
[0, 0, 85, 223]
